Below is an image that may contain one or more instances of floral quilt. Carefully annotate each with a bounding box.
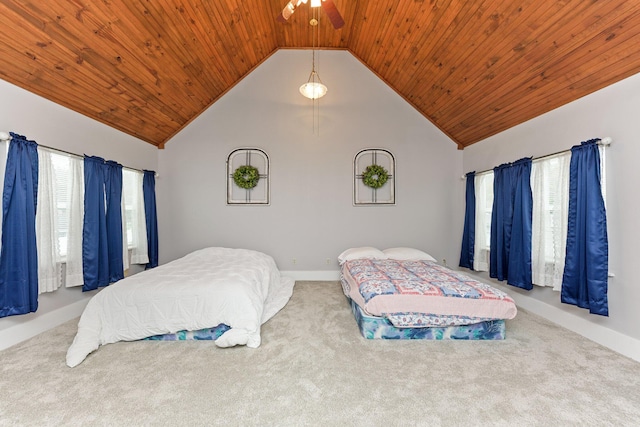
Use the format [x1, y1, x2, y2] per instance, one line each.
[341, 259, 517, 328]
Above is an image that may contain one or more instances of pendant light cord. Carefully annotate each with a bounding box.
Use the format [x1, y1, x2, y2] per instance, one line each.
[312, 7, 320, 135]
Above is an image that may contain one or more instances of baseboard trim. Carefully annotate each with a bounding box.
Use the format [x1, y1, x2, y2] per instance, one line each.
[0, 298, 89, 352]
[280, 270, 341, 281]
[490, 282, 640, 363]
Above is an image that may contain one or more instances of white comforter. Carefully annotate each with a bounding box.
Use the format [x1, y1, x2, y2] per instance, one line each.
[66, 247, 294, 367]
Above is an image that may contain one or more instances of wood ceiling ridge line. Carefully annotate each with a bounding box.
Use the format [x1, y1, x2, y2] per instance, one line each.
[385, 0, 463, 92]
[158, 46, 280, 149]
[399, 0, 503, 97]
[434, 0, 638, 120]
[445, 6, 640, 129]
[417, 0, 549, 112]
[346, 49, 462, 148]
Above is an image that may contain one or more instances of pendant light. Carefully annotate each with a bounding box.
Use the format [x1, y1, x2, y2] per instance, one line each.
[299, 12, 327, 100]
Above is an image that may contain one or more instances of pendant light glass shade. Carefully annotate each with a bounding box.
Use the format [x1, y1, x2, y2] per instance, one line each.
[299, 71, 327, 99]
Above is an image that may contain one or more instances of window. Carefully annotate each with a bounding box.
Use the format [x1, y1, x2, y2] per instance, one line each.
[473, 172, 493, 272]
[50, 152, 71, 259]
[122, 168, 148, 265]
[35, 152, 149, 292]
[469, 145, 606, 291]
[531, 153, 570, 289]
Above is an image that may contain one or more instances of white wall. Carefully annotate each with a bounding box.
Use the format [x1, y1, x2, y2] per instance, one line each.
[0, 79, 158, 349]
[158, 50, 463, 274]
[462, 71, 640, 359]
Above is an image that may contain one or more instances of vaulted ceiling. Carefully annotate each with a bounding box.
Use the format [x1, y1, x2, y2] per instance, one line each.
[0, 1, 639, 149]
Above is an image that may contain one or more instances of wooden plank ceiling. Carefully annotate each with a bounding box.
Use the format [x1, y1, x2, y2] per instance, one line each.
[0, 0, 639, 149]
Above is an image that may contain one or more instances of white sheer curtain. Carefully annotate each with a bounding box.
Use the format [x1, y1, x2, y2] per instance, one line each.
[531, 152, 571, 290]
[599, 144, 607, 205]
[121, 189, 130, 273]
[36, 149, 63, 293]
[473, 171, 494, 272]
[0, 139, 8, 250]
[123, 169, 148, 266]
[65, 156, 84, 287]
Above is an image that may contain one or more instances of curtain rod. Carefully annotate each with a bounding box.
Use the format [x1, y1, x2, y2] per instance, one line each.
[0, 131, 151, 175]
[462, 136, 612, 179]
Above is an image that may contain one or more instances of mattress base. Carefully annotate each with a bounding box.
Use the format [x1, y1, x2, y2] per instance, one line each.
[143, 324, 231, 341]
[348, 298, 506, 340]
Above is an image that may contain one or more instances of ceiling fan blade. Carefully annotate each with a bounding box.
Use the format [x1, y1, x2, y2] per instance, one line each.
[277, 0, 299, 23]
[321, 0, 345, 29]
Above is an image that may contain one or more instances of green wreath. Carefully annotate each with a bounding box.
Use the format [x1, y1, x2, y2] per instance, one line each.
[233, 165, 260, 189]
[362, 164, 389, 189]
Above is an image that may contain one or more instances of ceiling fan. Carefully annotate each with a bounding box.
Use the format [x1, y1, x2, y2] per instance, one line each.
[276, 0, 345, 29]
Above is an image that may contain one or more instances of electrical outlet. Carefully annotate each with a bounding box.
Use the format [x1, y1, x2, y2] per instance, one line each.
[325, 258, 331, 265]
[442, 259, 447, 267]
[292, 258, 297, 265]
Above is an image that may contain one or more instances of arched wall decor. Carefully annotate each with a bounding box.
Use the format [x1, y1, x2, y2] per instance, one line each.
[353, 148, 395, 205]
[227, 148, 270, 205]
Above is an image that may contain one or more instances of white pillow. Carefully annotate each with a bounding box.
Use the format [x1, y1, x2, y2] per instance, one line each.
[338, 247, 387, 264]
[382, 247, 436, 262]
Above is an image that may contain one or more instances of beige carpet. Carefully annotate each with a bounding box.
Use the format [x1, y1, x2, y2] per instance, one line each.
[1, 281, 640, 426]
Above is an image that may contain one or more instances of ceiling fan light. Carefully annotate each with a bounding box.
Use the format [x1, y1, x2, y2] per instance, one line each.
[310, 0, 321, 7]
[299, 81, 327, 99]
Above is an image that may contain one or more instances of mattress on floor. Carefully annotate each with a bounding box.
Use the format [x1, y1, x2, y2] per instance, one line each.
[348, 297, 506, 340]
[143, 324, 231, 341]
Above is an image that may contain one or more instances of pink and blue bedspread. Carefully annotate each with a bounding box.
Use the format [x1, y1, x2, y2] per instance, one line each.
[341, 259, 516, 339]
